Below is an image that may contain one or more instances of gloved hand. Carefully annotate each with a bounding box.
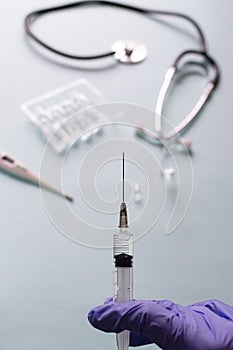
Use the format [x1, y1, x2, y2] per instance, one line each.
[88, 298, 233, 350]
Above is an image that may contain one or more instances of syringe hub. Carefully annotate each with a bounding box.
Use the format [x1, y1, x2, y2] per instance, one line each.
[118, 202, 128, 228]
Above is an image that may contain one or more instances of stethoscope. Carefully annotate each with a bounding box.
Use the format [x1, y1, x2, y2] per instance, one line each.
[24, 0, 220, 147]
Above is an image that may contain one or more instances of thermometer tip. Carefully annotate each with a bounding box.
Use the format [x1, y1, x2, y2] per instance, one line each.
[65, 194, 74, 202]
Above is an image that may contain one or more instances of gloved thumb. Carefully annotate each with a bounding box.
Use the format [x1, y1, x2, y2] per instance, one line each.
[88, 299, 183, 349]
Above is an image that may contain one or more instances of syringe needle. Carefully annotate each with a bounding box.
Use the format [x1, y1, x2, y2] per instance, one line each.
[119, 152, 128, 228]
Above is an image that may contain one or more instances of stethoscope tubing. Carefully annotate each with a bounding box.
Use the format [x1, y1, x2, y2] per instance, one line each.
[24, 0, 208, 60]
[24, 0, 220, 142]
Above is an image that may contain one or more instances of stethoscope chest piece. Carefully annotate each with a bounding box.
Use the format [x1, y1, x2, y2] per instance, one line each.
[111, 41, 147, 63]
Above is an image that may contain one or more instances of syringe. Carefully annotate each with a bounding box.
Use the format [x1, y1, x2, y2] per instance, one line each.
[113, 152, 133, 350]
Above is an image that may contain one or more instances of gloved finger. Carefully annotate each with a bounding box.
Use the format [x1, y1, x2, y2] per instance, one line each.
[89, 299, 152, 346]
[90, 297, 153, 347]
[88, 299, 183, 349]
[190, 299, 233, 321]
[104, 297, 113, 304]
[130, 332, 152, 347]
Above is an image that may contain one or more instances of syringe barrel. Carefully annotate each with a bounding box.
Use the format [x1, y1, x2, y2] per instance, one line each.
[114, 266, 133, 301]
[113, 229, 133, 300]
[114, 265, 132, 350]
[113, 229, 133, 350]
[113, 229, 133, 257]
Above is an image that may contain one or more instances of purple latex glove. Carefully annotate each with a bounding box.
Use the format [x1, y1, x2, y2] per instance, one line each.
[88, 298, 233, 349]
